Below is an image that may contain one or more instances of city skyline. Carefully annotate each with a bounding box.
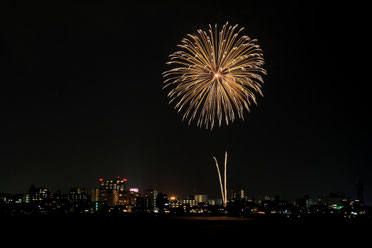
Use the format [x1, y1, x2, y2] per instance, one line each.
[0, 176, 366, 205]
[1, 176, 369, 220]
[0, 3, 370, 206]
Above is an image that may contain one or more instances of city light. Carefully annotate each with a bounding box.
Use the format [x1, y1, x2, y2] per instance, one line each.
[0, 178, 369, 220]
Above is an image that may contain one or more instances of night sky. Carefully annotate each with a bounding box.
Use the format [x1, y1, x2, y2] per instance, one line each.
[0, 2, 370, 204]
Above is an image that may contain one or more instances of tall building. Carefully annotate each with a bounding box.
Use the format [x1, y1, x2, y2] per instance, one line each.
[230, 189, 245, 200]
[88, 188, 100, 202]
[28, 185, 53, 213]
[127, 190, 140, 207]
[215, 198, 223, 206]
[182, 199, 197, 207]
[144, 189, 158, 211]
[295, 195, 312, 209]
[29, 185, 49, 202]
[155, 192, 169, 214]
[67, 188, 90, 204]
[194, 194, 208, 204]
[99, 177, 127, 207]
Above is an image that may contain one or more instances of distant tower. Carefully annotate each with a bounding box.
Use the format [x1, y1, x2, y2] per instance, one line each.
[99, 177, 127, 206]
[357, 180, 364, 203]
[144, 189, 158, 211]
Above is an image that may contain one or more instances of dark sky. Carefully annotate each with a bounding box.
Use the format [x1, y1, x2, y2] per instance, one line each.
[0, 2, 370, 204]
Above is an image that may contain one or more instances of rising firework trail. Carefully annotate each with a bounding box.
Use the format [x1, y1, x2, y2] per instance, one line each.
[163, 22, 266, 130]
[213, 151, 228, 208]
[163, 23, 266, 209]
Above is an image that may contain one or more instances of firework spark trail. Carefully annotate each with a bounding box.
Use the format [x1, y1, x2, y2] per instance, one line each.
[163, 22, 266, 129]
[213, 156, 225, 205]
[224, 151, 227, 206]
[213, 151, 228, 208]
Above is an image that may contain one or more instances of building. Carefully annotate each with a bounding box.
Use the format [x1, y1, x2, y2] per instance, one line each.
[29, 185, 49, 202]
[66, 188, 90, 203]
[27, 185, 58, 214]
[264, 195, 271, 201]
[99, 177, 127, 207]
[215, 198, 223, 206]
[155, 192, 169, 214]
[318, 192, 347, 207]
[295, 195, 312, 209]
[143, 189, 158, 211]
[62, 188, 91, 213]
[182, 199, 197, 208]
[168, 196, 187, 214]
[230, 189, 245, 200]
[88, 188, 100, 202]
[194, 194, 208, 204]
[127, 190, 140, 207]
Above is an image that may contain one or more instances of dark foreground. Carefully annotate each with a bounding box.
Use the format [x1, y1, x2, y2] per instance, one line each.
[3, 215, 371, 240]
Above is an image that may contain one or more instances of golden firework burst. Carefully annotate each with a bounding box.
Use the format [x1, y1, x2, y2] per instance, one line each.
[163, 22, 266, 129]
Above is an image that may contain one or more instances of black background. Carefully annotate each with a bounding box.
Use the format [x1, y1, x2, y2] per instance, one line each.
[0, 2, 370, 204]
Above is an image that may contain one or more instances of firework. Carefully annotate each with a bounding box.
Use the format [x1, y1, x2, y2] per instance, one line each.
[213, 151, 228, 208]
[163, 22, 266, 129]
